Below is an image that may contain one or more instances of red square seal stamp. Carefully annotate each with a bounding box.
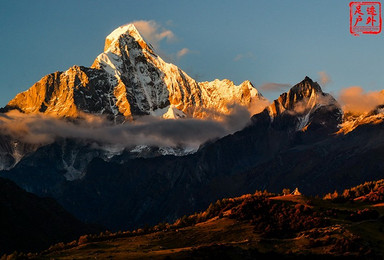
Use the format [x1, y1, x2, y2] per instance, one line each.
[350, 2, 382, 36]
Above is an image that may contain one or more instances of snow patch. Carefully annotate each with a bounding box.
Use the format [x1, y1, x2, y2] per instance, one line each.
[162, 105, 186, 119]
[152, 106, 169, 117]
[63, 165, 84, 181]
[296, 112, 311, 131]
[101, 145, 125, 159]
[130, 145, 197, 157]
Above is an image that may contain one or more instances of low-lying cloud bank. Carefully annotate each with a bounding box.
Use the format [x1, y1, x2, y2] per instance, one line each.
[2, 84, 383, 149]
[0, 105, 253, 148]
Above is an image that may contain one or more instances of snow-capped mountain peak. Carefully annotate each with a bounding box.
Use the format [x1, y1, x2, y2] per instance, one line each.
[264, 76, 342, 132]
[5, 24, 266, 121]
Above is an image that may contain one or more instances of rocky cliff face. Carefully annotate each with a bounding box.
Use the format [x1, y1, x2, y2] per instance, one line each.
[0, 136, 40, 171]
[6, 24, 264, 121]
[7, 66, 119, 120]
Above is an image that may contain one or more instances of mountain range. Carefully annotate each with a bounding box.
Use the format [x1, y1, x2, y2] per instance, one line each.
[1, 23, 384, 233]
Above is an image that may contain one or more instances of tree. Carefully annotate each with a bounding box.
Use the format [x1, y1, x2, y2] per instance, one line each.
[282, 188, 291, 196]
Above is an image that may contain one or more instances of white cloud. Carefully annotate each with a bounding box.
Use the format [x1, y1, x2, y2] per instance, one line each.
[132, 20, 176, 50]
[177, 48, 190, 58]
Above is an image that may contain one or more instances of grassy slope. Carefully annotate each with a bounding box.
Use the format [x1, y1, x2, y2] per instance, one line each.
[33, 194, 384, 260]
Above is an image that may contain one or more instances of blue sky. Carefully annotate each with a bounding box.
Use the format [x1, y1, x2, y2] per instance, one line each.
[0, 0, 383, 106]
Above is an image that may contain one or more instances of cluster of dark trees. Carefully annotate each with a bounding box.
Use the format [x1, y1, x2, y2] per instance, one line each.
[229, 197, 328, 238]
[173, 190, 274, 228]
[324, 179, 384, 202]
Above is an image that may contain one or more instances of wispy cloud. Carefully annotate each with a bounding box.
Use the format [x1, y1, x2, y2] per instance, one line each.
[132, 20, 196, 62]
[132, 20, 176, 50]
[259, 82, 291, 92]
[318, 71, 331, 86]
[234, 52, 255, 62]
[177, 48, 190, 58]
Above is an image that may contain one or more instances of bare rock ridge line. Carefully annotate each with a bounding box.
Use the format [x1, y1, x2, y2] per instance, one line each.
[6, 24, 265, 121]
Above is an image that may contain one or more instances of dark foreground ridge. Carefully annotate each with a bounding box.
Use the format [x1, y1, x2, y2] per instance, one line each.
[0, 177, 99, 255]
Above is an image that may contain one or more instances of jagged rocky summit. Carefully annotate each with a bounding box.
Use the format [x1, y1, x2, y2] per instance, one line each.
[262, 76, 343, 134]
[6, 24, 265, 121]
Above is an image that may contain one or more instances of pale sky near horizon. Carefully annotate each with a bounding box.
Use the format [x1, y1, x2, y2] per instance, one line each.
[0, 0, 383, 107]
